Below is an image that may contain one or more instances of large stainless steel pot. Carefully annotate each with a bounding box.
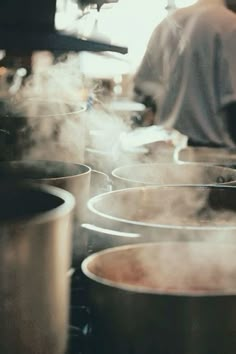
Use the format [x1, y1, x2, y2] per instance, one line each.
[0, 182, 75, 354]
[175, 147, 236, 168]
[0, 160, 111, 260]
[0, 98, 86, 162]
[82, 242, 236, 354]
[111, 162, 236, 189]
[88, 185, 236, 241]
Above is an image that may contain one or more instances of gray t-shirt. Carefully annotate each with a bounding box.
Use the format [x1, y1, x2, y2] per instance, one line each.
[134, 4, 236, 147]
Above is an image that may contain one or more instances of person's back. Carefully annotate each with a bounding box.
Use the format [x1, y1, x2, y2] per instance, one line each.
[134, 1, 236, 147]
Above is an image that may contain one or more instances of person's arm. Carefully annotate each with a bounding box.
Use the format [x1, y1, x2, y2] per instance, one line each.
[132, 22, 164, 126]
[133, 86, 157, 113]
[132, 86, 156, 126]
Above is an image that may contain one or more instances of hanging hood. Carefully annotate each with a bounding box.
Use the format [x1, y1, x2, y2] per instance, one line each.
[0, 0, 127, 54]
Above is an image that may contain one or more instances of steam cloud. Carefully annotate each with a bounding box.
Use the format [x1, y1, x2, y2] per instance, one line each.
[88, 242, 236, 294]
[9, 53, 132, 165]
[112, 163, 236, 189]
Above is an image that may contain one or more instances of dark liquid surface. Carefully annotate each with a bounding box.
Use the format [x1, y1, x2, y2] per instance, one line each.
[0, 185, 63, 221]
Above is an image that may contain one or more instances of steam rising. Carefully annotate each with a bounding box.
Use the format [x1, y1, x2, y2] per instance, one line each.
[87, 243, 236, 294]
[112, 163, 236, 189]
[90, 185, 236, 228]
[8, 55, 90, 163]
[2, 55, 184, 170]
[22, 54, 90, 103]
[8, 53, 138, 167]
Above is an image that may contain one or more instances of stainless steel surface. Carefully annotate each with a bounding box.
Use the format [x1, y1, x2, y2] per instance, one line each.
[88, 184, 236, 241]
[82, 242, 236, 354]
[0, 160, 91, 218]
[175, 147, 236, 168]
[0, 160, 91, 263]
[0, 160, 112, 264]
[111, 162, 236, 189]
[0, 182, 75, 354]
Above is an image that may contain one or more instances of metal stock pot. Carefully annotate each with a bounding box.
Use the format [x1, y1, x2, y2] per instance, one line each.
[82, 242, 236, 354]
[88, 185, 236, 242]
[0, 98, 86, 162]
[111, 162, 236, 189]
[0, 160, 110, 264]
[0, 182, 75, 354]
[175, 147, 236, 168]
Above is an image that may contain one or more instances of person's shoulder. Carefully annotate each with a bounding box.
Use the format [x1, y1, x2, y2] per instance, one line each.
[172, 4, 236, 23]
[196, 5, 236, 29]
[149, 4, 236, 43]
[180, 4, 236, 38]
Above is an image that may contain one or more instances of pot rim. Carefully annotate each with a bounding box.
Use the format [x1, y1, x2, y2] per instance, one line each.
[176, 147, 236, 165]
[10, 98, 86, 118]
[82, 242, 236, 297]
[177, 160, 236, 167]
[0, 160, 92, 181]
[178, 146, 236, 154]
[111, 162, 236, 186]
[88, 184, 236, 231]
[0, 182, 75, 225]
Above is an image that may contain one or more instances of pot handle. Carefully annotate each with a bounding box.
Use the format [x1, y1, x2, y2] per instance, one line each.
[67, 268, 75, 278]
[81, 223, 141, 255]
[90, 169, 112, 197]
[81, 223, 140, 238]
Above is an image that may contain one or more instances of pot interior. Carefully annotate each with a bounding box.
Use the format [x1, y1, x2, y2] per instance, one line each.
[0, 184, 65, 221]
[85, 243, 236, 294]
[112, 163, 236, 185]
[0, 161, 89, 180]
[89, 185, 236, 228]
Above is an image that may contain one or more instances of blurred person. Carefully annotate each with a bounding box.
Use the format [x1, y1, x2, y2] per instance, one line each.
[133, 0, 236, 148]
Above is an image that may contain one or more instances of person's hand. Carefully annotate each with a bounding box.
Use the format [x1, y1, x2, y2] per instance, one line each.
[131, 108, 155, 127]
